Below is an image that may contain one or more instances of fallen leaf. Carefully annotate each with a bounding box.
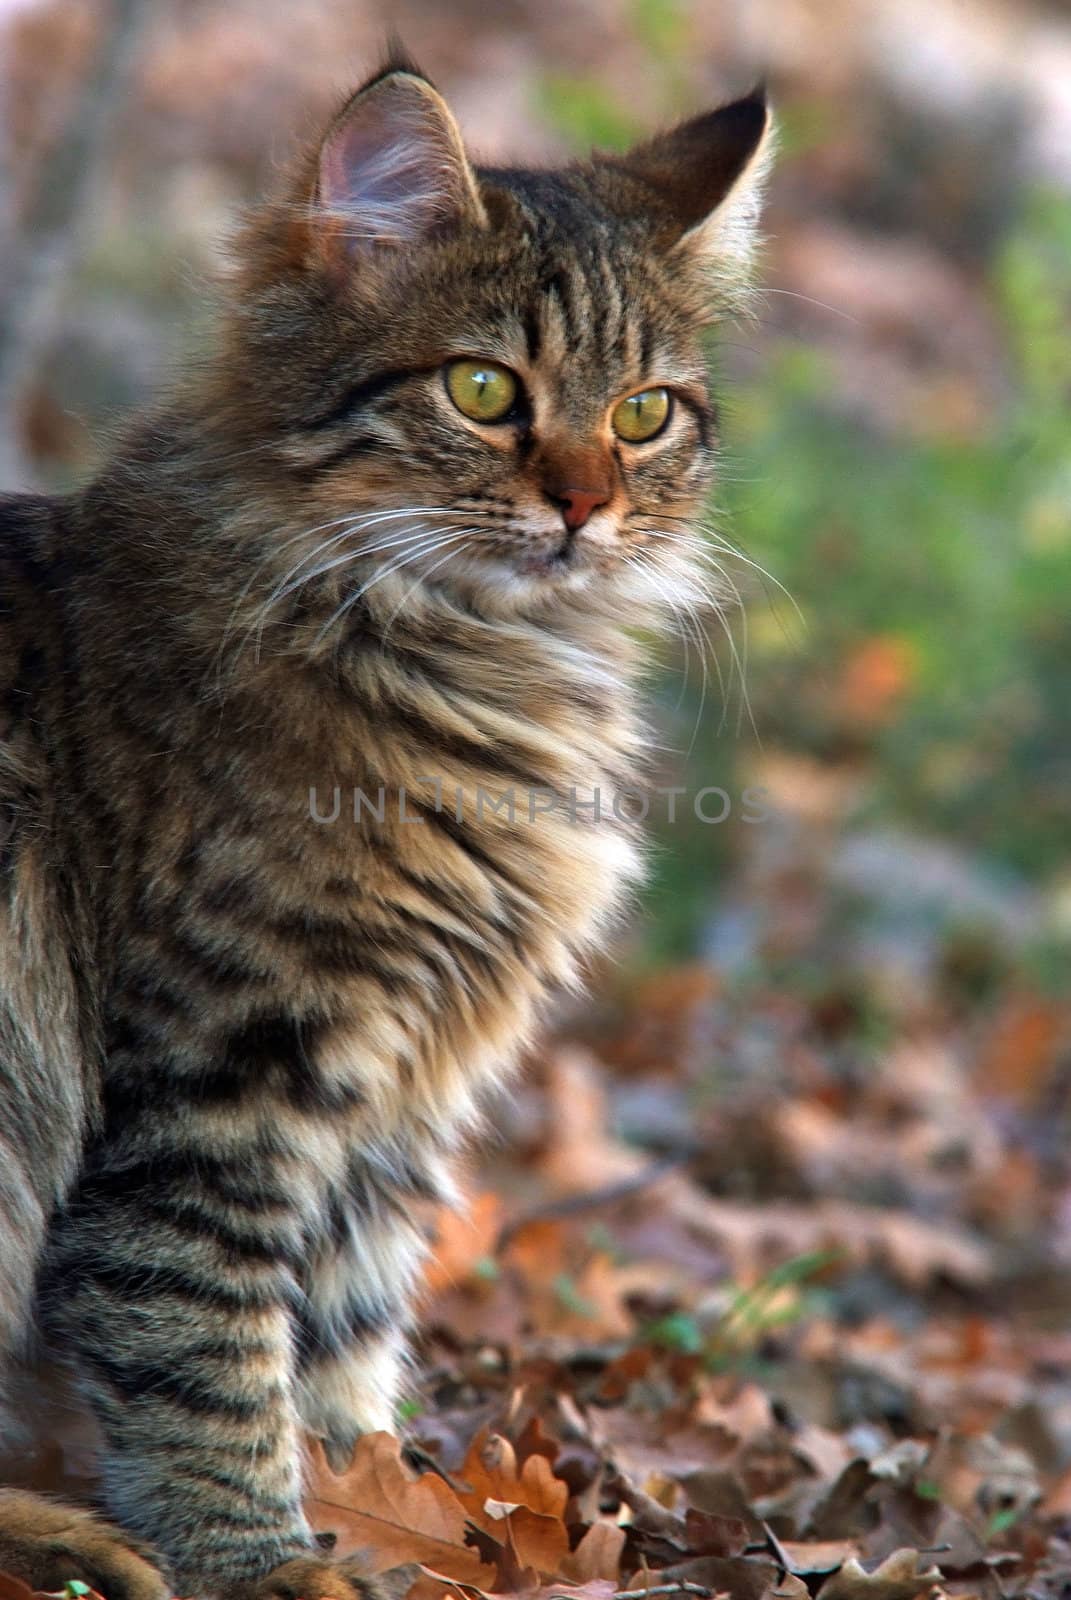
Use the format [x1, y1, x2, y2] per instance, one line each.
[0, 1579, 38, 1600]
[305, 1433, 495, 1585]
[815, 1548, 942, 1600]
[458, 1431, 570, 1526]
[560, 1523, 627, 1584]
[779, 1540, 862, 1575]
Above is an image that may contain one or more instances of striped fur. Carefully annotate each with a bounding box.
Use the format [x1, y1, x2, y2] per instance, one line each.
[0, 57, 770, 1597]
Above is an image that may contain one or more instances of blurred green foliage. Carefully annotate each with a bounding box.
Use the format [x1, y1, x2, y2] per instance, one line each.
[536, 36, 1071, 960]
[644, 191, 1071, 958]
[725, 192, 1071, 869]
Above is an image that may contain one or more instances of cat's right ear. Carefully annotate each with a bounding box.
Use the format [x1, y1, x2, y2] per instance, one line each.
[309, 65, 487, 271]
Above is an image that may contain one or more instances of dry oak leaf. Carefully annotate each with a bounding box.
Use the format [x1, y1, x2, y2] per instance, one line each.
[452, 1431, 571, 1577]
[482, 1500, 570, 1577]
[622, 1554, 802, 1600]
[815, 1548, 942, 1600]
[459, 1431, 570, 1525]
[559, 1523, 627, 1585]
[305, 1433, 496, 1586]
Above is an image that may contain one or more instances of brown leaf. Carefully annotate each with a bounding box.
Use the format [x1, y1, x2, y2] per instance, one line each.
[488, 1502, 570, 1576]
[815, 1548, 942, 1600]
[683, 1510, 750, 1558]
[537, 1049, 647, 1193]
[680, 1470, 766, 1541]
[779, 1541, 862, 1576]
[0, 1578, 38, 1600]
[863, 1487, 987, 1575]
[621, 1554, 801, 1600]
[458, 1431, 570, 1528]
[807, 1461, 877, 1540]
[451, 1430, 573, 1580]
[560, 1522, 627, 1584]
[305, 1433, 495, 1585]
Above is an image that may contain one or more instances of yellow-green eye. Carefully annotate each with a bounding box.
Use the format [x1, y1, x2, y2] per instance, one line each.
[612, 387, 671, 443]
[445, 359, 518, 423]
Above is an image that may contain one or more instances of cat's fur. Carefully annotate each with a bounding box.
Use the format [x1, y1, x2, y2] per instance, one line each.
[0, 54, 770, 1599]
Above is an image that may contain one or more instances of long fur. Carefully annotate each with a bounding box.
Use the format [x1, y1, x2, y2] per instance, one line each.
[0, 59, 770, 1596]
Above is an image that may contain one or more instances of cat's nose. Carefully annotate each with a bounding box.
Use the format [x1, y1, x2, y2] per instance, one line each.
[549, 486, 612, 532]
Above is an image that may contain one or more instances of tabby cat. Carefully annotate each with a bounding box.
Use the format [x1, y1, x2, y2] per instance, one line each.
[0, 52, 770, 1600]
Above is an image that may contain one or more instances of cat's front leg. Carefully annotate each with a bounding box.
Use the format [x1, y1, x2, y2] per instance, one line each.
[298, 1330, 409, 1470]
[39, 1137, 318, 1592]
[296, 1146, 440, 1468]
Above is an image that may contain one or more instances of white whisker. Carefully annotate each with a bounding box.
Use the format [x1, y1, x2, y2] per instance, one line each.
[379, 532, 478, 650]
[313, 527, 477, 654]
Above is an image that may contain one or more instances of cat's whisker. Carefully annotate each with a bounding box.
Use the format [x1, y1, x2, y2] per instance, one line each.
[214, 511, 370, 692]
[760, 285, 860, 323]
[263, 506, 463, 610]
[640, 529, 748, 619]
[379, 532, 479, 651]
[313, 527, 477, 655]
[254, 520, 436, 656]
[217, 506, 435, 683]
[628, 534, 760, 746]
[246, 509, 476, 665]
[619, 552, 713, 754]
[664, 575, 720, 750]
[646, 510, 806, 631]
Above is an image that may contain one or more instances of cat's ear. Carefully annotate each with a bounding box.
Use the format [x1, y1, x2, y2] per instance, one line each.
[618, 89, 772, 279]
[312, 61, 486, 263]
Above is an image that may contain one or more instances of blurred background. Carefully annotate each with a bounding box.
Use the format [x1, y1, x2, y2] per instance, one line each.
[6, 0, 1071, 1520]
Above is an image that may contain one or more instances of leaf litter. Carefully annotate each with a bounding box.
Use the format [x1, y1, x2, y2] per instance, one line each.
[6, 778, 1071, 1600]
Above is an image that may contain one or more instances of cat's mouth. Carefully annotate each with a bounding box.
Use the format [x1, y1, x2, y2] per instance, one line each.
[546, 530, 578, 569]
[514, 524, 604, 581]
[517, 541, 581, 579]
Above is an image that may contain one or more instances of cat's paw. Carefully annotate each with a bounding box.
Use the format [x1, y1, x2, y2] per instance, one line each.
[0, 1490, 170, 1600]
[234, 1556, 417, 1600]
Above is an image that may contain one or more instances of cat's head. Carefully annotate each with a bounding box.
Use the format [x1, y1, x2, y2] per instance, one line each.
[218, 55, 771, 632]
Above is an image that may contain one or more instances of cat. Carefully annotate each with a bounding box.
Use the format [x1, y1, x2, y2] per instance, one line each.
[0, 50, 770, 1600]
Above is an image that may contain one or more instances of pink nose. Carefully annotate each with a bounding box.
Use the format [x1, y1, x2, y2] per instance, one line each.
[552, 486, 611, 532]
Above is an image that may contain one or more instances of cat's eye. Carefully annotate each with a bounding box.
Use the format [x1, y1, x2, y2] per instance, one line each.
[445, 359, 519, 424]
[612, 387, 671, 443]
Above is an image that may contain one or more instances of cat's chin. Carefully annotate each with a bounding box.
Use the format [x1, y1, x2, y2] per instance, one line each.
[403, 536, 693, 622]
[431, 544, 601, 606]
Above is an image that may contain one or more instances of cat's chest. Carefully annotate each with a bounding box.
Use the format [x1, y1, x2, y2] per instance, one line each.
[274, 681, 641, 1016]
[131, 656, 643, 1132]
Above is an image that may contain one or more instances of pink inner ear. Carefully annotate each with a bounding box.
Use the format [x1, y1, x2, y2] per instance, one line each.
[317, 76, 477, 249]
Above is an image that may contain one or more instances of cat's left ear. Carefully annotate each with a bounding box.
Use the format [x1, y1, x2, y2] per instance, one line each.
[311, 62, 487, 266]
[617, 89, 772, 281]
